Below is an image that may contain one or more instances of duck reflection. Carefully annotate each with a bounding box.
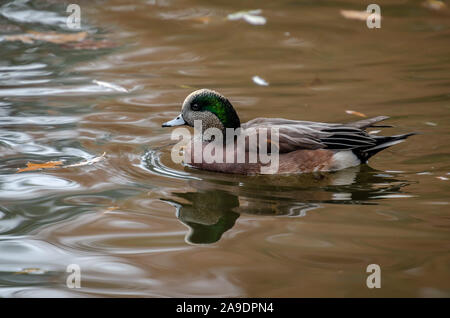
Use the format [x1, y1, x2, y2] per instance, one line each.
[163, 191, 240, 244]
[163, 166, 410, 244]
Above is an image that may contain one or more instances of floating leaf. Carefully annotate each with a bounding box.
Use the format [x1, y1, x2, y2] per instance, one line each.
[4, 31, 88, 44]
[17, 160, 63, 173]
[252, 76, 269, 86]
[340, 10, 381, 21]
[64, 152, 106, 168]
[17, 153, 105, 172]
[346, 110, 367, 117]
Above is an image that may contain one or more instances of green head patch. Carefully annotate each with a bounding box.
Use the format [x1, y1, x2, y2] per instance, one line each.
[182, 89, 241, 130]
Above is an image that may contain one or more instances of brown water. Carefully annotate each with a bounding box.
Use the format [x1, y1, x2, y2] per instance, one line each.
[0, 0, 449, 297]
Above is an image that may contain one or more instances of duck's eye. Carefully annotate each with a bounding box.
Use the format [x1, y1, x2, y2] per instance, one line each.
[191, 103, 200, 111]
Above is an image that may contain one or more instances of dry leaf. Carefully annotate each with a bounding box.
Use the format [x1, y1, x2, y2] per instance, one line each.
[16, 153, 105, 173]
[340, 10, 381, 21]
[346, 110, 367, 118]
[5, 31, 87, 44]
[17, 160, 63, 173]
[17, 153, 105, 173]
[64, 152, 106, 168]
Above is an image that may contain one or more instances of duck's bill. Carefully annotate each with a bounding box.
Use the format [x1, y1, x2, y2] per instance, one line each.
[162, 114, 186, 127]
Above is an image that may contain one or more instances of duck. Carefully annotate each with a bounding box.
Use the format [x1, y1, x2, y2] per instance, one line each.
[162, 89, 415, 175]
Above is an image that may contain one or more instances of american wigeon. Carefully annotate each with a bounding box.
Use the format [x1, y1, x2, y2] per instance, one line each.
[162, 89, 415, 175]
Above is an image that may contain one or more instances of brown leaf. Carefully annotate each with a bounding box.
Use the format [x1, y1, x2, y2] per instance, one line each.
[346, 110, 367, 118]
[5, 31, 88, 44]
[17, 160, 63, 173]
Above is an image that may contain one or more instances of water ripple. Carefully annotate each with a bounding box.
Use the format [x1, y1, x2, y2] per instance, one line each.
[0, 174, 79, 200]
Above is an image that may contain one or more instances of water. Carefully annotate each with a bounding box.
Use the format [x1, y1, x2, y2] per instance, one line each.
[0, 0, 449, 297]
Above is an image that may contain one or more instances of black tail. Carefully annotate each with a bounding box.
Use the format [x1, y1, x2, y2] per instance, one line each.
[355, 133, 416, 163]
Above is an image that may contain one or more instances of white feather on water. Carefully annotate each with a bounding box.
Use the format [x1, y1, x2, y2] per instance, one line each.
[93, 80, 128, 93]
[252, 76, 269, 86]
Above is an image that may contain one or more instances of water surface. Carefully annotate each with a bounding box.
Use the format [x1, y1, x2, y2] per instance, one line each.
[0, 0, 449, 297]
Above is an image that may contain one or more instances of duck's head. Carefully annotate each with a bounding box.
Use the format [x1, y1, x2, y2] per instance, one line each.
[162, 89, 241, 133]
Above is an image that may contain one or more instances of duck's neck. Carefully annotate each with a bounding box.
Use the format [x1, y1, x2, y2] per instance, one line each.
[205, 99, 241, 131]
[222, 126, 245, 146]
[221, 108, 241, 142]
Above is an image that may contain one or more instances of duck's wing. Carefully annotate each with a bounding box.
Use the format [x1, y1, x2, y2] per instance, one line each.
[241, 117, 389, 153]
